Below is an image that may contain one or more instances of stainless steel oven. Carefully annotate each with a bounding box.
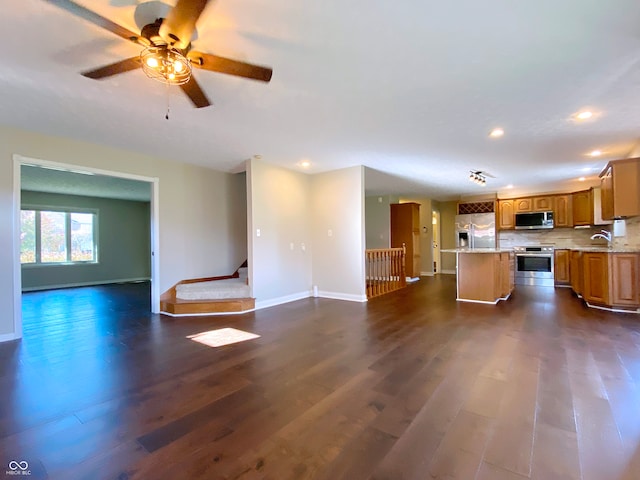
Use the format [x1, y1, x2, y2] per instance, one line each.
[513, 246, 554, 287]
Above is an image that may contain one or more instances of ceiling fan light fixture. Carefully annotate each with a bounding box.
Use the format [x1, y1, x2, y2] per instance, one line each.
[140, 46, 192, 85]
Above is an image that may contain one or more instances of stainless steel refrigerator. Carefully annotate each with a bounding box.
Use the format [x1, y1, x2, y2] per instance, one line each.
[455, 213, 496, 249]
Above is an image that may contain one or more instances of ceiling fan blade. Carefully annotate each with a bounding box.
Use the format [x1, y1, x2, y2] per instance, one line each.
[44, 0, 142, 44]
[188, 51, 273, 82]
[82, 57, 141, 79]
[159, 0, 210, 50]
[180, 77, 211, 108]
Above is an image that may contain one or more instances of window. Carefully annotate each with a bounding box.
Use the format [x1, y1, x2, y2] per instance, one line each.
[20, 208, 98, 265]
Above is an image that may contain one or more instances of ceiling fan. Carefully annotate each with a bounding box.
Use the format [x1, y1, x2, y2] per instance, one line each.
[44, 0, 273, 108]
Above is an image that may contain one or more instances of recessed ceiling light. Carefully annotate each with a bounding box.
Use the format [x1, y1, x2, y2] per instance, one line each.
[571, 109, 600, 122]
[253, 154, 262, 160]
[298, 159, 312, 169]
[505, 184, 514, 189]
[489, 128, 504, 138]
[588, 150, 602, 157]
[578, 176, 586, 181]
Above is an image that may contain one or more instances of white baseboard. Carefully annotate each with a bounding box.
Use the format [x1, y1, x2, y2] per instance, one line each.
[440, 269, 456, 275]
[420, 272, 435, 277]
[22, 277, 151, 292]
[318, 291, 368, 302]
[255, 291, 312, 310]
[0, 332, 20, 343]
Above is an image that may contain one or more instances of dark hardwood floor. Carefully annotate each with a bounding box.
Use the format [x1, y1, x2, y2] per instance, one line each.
[3, 277, 640, 479]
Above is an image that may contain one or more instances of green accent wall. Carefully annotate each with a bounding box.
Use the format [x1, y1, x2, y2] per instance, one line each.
[21, 190, 150, 290]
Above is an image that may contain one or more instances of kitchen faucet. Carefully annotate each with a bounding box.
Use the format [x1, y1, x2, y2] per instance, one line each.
[590, 229, 612, 244]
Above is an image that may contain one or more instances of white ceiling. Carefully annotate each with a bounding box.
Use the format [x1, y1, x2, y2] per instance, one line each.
[4, 0, 640, 200]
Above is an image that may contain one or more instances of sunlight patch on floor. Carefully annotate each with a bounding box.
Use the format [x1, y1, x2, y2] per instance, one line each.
[187, 327, 260, 347]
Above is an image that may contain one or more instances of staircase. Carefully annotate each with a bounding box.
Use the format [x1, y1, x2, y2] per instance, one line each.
[160, 266, 255, 315]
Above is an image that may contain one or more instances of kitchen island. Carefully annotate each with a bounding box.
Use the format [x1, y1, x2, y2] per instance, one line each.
[442, 248, 514, 304]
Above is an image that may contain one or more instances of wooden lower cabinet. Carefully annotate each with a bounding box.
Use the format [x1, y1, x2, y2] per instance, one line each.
[582, 252, 609, 305]
[570, 250, 582, 295]
[554, 249, 570, 285]
[610, 254, 640, 306]
[580, 251, 640, 310]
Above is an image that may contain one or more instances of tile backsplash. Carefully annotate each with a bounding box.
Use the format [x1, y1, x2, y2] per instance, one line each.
[499, 218, 640, 249]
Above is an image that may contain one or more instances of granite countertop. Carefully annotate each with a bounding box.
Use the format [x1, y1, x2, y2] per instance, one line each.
[441, 248, 513, 254]
[568, 247, 640, 253]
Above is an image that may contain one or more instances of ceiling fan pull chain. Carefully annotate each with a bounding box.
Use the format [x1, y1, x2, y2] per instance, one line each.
[165, 79, 171, 120]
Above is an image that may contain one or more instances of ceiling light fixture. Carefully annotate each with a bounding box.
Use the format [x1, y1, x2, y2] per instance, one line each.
[571, 109, 601, 123]
[489, 128, 504, 138]
[469, 171, 487, 186]
[140, 46, 192, 85]
[588, 150, 602, 157]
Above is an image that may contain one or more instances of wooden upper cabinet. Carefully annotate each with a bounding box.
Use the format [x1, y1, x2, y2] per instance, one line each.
[554, 195, 572, 227]
[554, 249, 571, 285]
[533, 196, 554, 212]
[572, 190, 592, 226]
[514, 198, 532, 212]
[599, 158, 640, 219]
[498, 200, 515, 230]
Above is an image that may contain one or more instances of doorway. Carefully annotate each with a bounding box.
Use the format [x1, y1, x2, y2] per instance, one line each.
[12, 154, 160, 339]
[432, 210, 441, 274]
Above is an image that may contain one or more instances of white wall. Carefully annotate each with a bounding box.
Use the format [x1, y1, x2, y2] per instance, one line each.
[311, 166, 367, 301]
[365, 195, 393, 249]
[247, 159, 313, 306]
[0, 125, 247, 339]
[248, 161, 367, 306]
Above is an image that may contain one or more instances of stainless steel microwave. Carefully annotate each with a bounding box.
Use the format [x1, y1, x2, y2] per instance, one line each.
[515, 211, 554, 230]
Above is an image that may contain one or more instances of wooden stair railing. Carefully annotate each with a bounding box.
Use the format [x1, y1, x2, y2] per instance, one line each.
[365, 247, 407, 299]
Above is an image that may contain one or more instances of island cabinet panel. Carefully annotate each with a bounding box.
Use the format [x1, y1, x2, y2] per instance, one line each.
[610, 254, 639, 306]
[533, 196, 554, 212]
[554, 249, 571, 285]
[456, 252, 511, 303]
[391, 202, 421, 278]
[554, 195, 573, 227]
[570, 250, 583, 295]
[515, 198, 532, 212]
[582, 252, 609, 305]
[500, 252, 513, 297]
[498, 200, 515, 230]
[572, 190, 592, 226]
[600, 158, 640, 219]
